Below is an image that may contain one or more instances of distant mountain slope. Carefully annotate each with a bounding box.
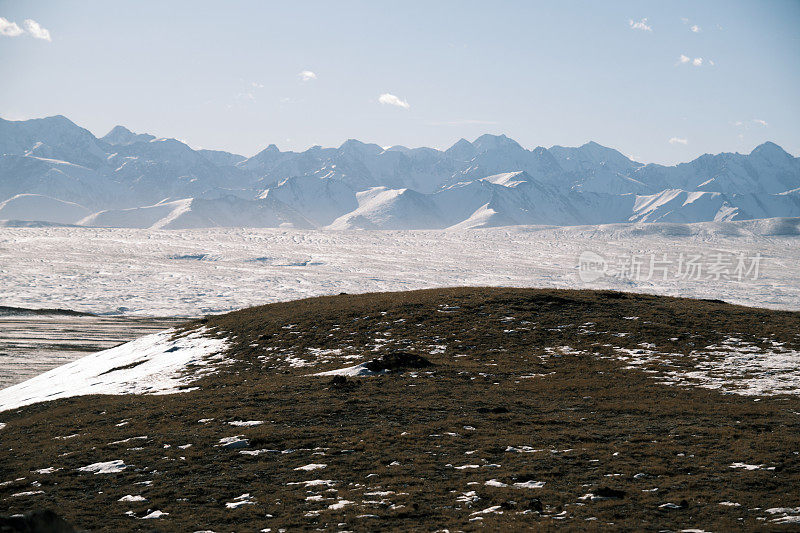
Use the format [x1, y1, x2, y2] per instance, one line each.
[328, 187, 446, 229]
[0, 193, 90, 224]
[80, 196, 312, 230]
[0, 115, 798, 228]
[0, 115, 109, 169]
[262, 175, 358, 226]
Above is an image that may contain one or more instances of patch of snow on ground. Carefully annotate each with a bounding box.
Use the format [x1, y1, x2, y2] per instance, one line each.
[33, 467, 60, 474]
[119, 495, 147, 502]
[295, 463, 327, 471]
[226, 493, 256, 509]
[772, 515, 800, 524]
[456, 491, 480, 505]
[730, 462, 775, 471]
[0, 328, 229, 412]
[513, 480, 546, 489]
[766, 507, 800, 523]
[286, 479, 336, 487]
[667, 343, 800, 396]
[327, 499, 353, 510]
[471, 505, 503, 515]
[228, 420, 264, 427]
[307, 348, 343, 357]
[217, 436, 249, 449]
[78, 460, 128, 474]
[613, 338, 800, 396]
[312, 363, 380, 377]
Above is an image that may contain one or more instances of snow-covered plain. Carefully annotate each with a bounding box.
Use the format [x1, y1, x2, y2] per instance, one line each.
[1, 218, 799, 316]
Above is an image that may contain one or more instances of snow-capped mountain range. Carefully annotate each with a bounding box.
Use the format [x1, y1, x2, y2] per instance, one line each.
[1, 115, 798, 229]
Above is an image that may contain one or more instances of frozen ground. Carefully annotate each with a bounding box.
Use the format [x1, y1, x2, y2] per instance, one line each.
[0, 314, 183, 389]
[0, 218, 798, 316]
[0, 327, 229, 412]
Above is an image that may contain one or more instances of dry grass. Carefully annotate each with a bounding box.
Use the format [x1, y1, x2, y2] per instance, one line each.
[1, 288, 798, 531]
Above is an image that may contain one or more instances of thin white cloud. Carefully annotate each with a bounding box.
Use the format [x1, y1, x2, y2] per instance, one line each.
[23, 19, 50, 41]
[0, 17, 24, 37]
[298, 70, 317, 82]
[732, 119, 768, 131]
[682, 18, 702, 33]
[669, 137, 688, 145]
[628, 18, 652, 32]
[251, 81, 264, 88]
[677, 54, 705, 67]
[378, 93, 410, 110]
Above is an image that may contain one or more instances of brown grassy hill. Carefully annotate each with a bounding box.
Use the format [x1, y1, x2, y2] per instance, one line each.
[1, 288, 799, 531]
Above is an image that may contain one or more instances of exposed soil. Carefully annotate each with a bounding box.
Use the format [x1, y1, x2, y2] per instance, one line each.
[0, 288, 799, 531]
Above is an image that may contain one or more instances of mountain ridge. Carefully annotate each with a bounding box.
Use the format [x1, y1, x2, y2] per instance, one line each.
[0, 115, 798, 229]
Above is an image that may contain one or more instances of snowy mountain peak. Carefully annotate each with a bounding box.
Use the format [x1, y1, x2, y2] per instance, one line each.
[750, 141, 791, 161]
[101, 125, 156, 146]
[444, 138, 476, 160]
[1, 114, 798, 229]
[0, 115, 108, 169]
[385, 145, 411, 153]
[339, 139, 384, 157]
[472, 133, 522, 153]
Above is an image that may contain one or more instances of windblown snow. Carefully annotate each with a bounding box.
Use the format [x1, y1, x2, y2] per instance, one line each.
[0, 328, 229, 412]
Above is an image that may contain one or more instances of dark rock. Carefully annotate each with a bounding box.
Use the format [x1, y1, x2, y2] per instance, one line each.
[221, 438, 249, 449]
[0, 509, 77, 533]
[329, 375, 360, 391]
[595, 487, 626, 499]
[526, 498, 544, 513]
[477, 406, 509, 414]
[363, 351, 432, 372]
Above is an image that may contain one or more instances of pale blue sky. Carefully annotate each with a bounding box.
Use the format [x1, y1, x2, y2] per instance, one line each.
[1, 0, 798, 163]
